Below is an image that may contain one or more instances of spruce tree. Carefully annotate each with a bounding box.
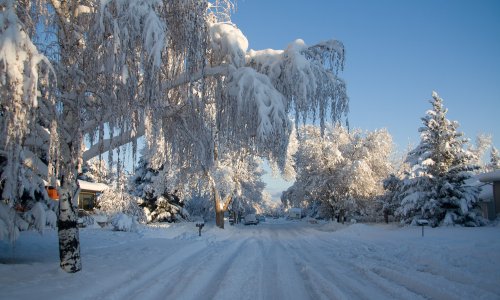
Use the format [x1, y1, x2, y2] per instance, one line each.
[489, 147, 500, 170]
[129, 153, 188, 223]
[396, 92, 483, 226]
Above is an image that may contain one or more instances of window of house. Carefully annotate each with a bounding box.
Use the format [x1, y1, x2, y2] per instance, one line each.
[79, 192, 95, 211]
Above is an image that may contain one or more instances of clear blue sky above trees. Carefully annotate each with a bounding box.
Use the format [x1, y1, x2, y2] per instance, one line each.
[233, 0, 500, 150]
[232, 0, 500, 199]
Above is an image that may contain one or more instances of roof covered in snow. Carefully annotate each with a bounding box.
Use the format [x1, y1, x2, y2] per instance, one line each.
[78, 180, 108, 192]
[465, 176, 492, 201]
[479, 184, 493, 201]
[478, 170, 500, 183]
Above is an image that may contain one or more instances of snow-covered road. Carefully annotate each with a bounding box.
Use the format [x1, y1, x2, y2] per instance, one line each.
[1, 220, 499, 300]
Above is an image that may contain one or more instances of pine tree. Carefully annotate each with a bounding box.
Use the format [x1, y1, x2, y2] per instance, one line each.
[396, 92, 483, 226]
[489, 147, 500, 170]
[79, 158, 112, 184]
[129, 152, 189, 223]
[380, 174, 403, 223]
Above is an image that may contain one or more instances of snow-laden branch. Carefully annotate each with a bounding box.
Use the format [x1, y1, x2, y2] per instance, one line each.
[247, 39, 349, 129]
[162, 64, 233, 91]
[21, 149, 49, 179]
[83, 123, 145, 162]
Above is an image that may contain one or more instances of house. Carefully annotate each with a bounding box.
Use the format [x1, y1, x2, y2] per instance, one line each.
[77, 180, 108, 211]
[46, 180, 108, 211]
[478, 170, 500, 221]
[288, 207, 302, 219]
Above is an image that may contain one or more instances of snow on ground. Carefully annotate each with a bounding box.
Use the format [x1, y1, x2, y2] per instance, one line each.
[1, 219, 499, 300]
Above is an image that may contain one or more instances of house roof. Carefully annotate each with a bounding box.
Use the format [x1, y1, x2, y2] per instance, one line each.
[478, 170, 500, 183]
[479, 184, 493, 202]
[78, 180, 108, 192]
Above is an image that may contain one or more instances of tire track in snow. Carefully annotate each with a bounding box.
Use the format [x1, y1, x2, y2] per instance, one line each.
[284, 224, 449, 299]
[85, 239, 215, 300]
[305, 226, 500, 299]
[299, 232, 426, 300]
[207, 237, 264, 300]
[252, 225, 306, 300]
[281, 236, 388, 299]
[185, 237, 257, 300]
[256, 232, 283, 300]
[268, 224, 348, 300]
[126, 237, 249, 300]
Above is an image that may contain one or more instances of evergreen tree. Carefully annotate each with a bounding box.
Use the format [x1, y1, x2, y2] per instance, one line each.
[489, 147, 500, 170]
[396, 92, 483, 226]
[79, 158, 112, 184]
[129, 152, 189, 223]
[380, 174, 403, 223]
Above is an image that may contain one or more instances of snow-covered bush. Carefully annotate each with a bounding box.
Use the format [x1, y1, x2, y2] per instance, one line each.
[110, 213, 138, 232]
[96, 189, 146, 223]
[24, 201, 58, 231]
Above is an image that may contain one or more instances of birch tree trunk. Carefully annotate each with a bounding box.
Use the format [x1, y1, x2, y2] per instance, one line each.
[57, 175, 81, 273]
[56, 95, 83, 273]
[51, 0, 85, 273]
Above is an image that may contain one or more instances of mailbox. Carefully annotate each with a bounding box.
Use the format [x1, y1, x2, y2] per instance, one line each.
[417, 219, 429, 237]
[196, 222, 205, 236]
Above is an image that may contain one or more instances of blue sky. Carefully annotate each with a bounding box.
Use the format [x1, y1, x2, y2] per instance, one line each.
[232, 0, 500, 199]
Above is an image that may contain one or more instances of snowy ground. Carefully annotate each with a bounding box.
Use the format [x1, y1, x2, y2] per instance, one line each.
[1, 219, 499, 300]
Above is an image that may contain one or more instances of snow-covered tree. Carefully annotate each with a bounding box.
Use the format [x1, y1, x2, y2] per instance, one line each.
[129, 149, 194, 223]
[225, 154, 267, 217]
[378, 148, 412, 223]
[254, 191, 280, 216]
[79, 158, 112, 184]
[283, 125, 393, 220]
[1, 0, 348, 271]
[488, 147, 500, 171]
[395, 92, 483, 226]
[0, 0, 59, 247]
[379, 174, 403, 223]
[184, 192, 213, 221]
[468, 134, 492, 172]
